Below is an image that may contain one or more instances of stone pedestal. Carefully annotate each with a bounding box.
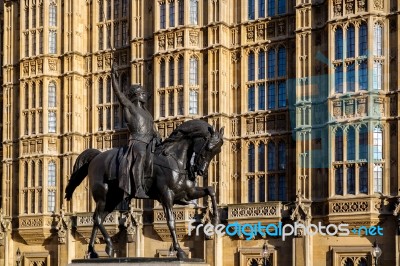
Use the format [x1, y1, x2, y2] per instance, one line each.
[69, 258, 209, 266]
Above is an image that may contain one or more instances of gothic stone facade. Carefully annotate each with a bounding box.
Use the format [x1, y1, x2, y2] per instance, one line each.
[1, 0, 400, 266]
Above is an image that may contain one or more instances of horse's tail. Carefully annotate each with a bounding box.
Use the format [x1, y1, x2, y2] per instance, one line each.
[65, 149, 101, 201]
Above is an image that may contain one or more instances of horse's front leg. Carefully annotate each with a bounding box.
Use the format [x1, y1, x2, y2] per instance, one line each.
[162, 202, 188, 259]
[186, 186, 220, 226]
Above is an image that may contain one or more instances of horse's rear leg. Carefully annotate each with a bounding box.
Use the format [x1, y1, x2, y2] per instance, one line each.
[163, 202, 188, 259]
[187, 186, 220, 225]
[90, 183, 113, 257]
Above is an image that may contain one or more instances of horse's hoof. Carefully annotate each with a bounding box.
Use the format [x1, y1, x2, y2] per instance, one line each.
[105, 246, 114, 257]
[176, 250, 188, 259]
[89, 251, 99, 259]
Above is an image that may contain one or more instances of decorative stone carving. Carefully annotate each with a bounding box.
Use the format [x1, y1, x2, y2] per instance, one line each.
[345, 99, 354, 117]
[23, 62, 29, 75]
[37, 60, 43, 73]
[97, 55, 103, 69]
[48, 59, 57, 71]
[246, 118, 254, 134]
[246, 26, 255, 42]
[159, 34, 166, 50]
[357, 98, 366, 115]
[345, 0, 354, 14]
[18, 215, 54, 244]
[123, 203, 142, 243]
[333, 101, 342, 118]
[228, 203, 281, 219]
[75, 212, 121, 243]
[55, 207, 71, 244]
[104, 54, 111, 68]
[231, 51, 240, 63]
[373, 97, 384, 115]
[332, 201, 369, 213]
[30, 61, 36, 74]
[176, 31, 183, 47]
[256, 117, 264, 133]
[267, 22, 275, 38]
[167, 33, 174, 48]
[334, 0, 343, 16]
[256, 24, 265, 40]
[189, 30, 199, 46]
[277, 20, 286, 35]
[0, 209, 11, 246]
[357, 0, 366, 11]
[373, 0, 383, 10]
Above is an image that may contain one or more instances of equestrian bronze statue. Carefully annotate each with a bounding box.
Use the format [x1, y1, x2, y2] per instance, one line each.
[65, 83, 224, 258]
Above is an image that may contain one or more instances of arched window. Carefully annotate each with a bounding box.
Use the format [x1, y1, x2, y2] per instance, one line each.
[248, 86, 255, 111]
[106, 78, 111, 103]
[359, 126, 368, 160]
[359, 61, 368, 90]
[169, 59, 175, 86]
[248, 51, 255, 81]
[268, 83, 275, 109]
[49, 4, 57, 27]
[24, 162, 29, 187]
[189, 90, 198, 114]
[347, 127, 355, 160]
[178, 0, 184, 25]
[38, 160, 43, 187]
[278, 0, 286, 14]
[178, 57, 184, 85]
[335, 27, 343, 60]
[344, 258, 354, 266]
[373, 62, 382, 90]
[373, 127, 383, 160]
[160, 93, 165, 117]
[189, 57, 198, 85]
[278, 82, 286, 107]
[48, 111, 56, 133]
[268, 49, 275, 78]
[49, 30, 57, 54]
[48, 161, 56, 212]
[347, 25, 355, 58]
[98, 78, 103, 104]
[335, 128, 343, 161]
[347, 63, 355, 92]
[258, 84, 265, 110]
[278, 142, 286, 170]
[48, 82, 56, 107]
[335, 65, 343, 93]
[160, 60, 166, 87]
[268, 0, 275, 16]
[168, 91, 174, 116]
[268, 142, 275, 171]
[190, 0, 198, 25]
[359, 258, 367, 266]
[258, 0, 265, 18]
[373, 165, 383, 193]
[374, 24, 383, 56]
[169, 1, 175, 27]
[31, 162, 35, 187]
[347, 166, 355, 194]
[114, 0, 119, 18]
[359, 23, 368, 56]
[38, 82, 43, 107]
[248, 177, 255, 203]
[335, 166, 343, 195]
[258, 144, 265, 171]
[278, 47, 286, 76]
[248, 143, 255, 172]
[359, 165, 368, 193]
[258, 50, 265, 79]
[25, 84, 29, 109]
[160, 2, 166, 29]
[248, 0, 255, 20]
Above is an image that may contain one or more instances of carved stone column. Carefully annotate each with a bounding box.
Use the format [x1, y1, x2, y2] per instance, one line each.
[0, 209, 11, 266]
[123, 203, 143, 257]
[55, 208, 74, 264]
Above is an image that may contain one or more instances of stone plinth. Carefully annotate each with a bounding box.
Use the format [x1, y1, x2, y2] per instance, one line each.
[69, 258, 209, 266]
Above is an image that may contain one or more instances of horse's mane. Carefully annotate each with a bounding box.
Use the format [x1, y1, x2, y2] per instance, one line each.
[159, 120, 212, 152]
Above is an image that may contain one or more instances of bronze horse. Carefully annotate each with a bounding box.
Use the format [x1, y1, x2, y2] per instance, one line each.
[65, 120, 224, 259]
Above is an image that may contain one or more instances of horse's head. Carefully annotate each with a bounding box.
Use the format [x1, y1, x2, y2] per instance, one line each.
[192, 126, 224, 177]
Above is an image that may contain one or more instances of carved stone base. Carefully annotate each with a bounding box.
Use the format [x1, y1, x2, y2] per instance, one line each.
[69, 258, 209, 266]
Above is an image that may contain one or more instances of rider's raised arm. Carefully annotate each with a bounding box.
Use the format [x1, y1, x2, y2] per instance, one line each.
[111, 64, 132, 107]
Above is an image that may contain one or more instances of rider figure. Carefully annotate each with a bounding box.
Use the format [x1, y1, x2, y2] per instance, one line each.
[111, 63, 160, 199]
